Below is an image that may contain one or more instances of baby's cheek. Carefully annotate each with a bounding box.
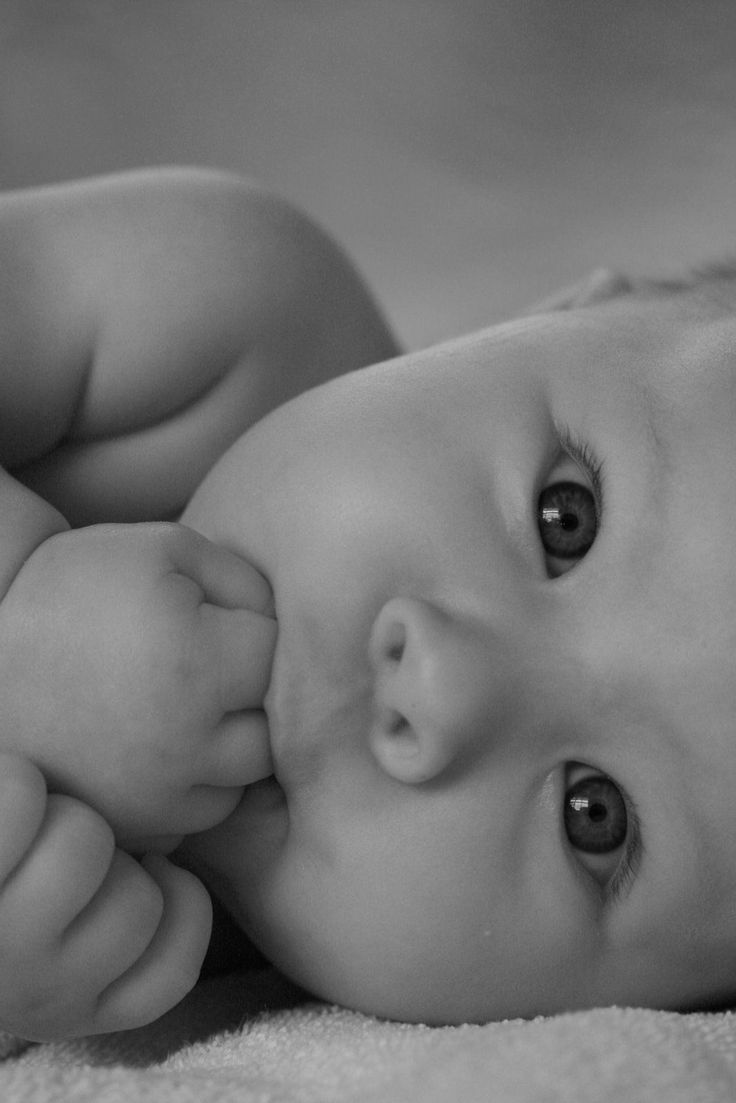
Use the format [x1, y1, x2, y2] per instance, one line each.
[181, 481, 226, 540]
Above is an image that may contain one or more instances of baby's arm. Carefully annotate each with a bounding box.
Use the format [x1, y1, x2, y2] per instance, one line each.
[0, 502, 276, 1041]
[1, 167, 399, 524]
[0, 169, 396, 1039]
[0, 166, 393, 829]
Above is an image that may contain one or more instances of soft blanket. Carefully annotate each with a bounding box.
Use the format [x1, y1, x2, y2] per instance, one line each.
[2, 968, 736, 1102]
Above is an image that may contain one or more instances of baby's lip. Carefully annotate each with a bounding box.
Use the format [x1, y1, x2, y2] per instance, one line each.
[263, 671, 280, 780]
[263, 651, 299, 804]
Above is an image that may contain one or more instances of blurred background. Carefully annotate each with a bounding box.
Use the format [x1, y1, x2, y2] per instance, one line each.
[1, 0, 736, 348]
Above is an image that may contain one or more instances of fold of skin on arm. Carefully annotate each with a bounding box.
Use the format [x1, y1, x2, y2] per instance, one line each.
[0, 166, 399, 524]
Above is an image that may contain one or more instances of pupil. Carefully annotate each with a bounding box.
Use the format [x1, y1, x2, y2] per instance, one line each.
[588, 802, 607, 823]
[560, 512, 579, 531]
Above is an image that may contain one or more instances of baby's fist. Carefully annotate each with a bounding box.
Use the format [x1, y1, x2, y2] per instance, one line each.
[0, 755, 211, 1040]
[0, 523, 277, 848]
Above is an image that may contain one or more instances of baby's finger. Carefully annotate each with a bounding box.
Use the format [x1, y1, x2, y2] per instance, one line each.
[203, 604, 277, 711]
[0, 795, 116, 940]
[170, 524, 275, 614]
[62, 849, 166, 983]
[93, 854, 211, 1033]
[200, 710, 273, 788]
[0, 755, 47, 882]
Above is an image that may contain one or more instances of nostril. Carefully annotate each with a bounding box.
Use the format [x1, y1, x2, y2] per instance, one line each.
[383, 621, 406, 664]
[386, 708, 409, 735]
[370, 600, 413, 672]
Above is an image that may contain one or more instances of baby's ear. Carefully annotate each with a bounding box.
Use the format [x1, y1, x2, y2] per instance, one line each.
[521, 268, 632, 315]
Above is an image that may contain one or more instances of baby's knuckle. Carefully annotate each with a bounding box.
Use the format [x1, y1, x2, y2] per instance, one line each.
[0, 754, 46, 830]
[148, 520, 187, 552]
[0, 753, 46, 797]
[118, 854, 166, 926]
[48, 791, 102, 830]
[48, 794, 115, 859]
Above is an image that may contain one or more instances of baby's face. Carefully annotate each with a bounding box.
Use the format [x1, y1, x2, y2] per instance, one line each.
[181, 287, 736, 1022]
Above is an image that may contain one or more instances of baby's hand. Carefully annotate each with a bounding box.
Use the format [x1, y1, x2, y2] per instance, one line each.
[0, 523, 277, 850]
[0, 755, 211, 1041]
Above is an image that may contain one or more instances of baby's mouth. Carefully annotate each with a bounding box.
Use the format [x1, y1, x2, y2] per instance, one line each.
[245, 773, 284, 801]
[262, 664, 284, 791]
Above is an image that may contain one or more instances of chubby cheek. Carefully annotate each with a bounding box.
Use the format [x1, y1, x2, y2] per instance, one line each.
[246, 781, 616, 1022]
[238, 805, 469, 1013]
[246, 861, 584, 1024]
[270, 495, 404, 611]
[266, 421, 486, 604]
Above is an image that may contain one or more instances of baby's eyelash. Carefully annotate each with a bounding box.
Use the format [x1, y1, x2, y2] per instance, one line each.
[556, 426, 606, 514]
[604, 799, 643, 906]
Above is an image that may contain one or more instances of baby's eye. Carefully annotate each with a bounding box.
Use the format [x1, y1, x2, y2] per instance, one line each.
[564, 773, 627, 856]
[564, 772, 626, 891]
[537, 481, 598, 577]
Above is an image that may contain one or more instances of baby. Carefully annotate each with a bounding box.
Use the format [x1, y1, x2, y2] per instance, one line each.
[179, 259, 736, 1027]
[1, 167, 735, 1041]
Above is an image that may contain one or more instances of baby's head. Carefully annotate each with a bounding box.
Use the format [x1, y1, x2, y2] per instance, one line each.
[181, 265, 736, 1023]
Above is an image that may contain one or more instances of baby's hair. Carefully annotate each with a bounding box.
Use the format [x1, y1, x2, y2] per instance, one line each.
[633, 257, 736, 313]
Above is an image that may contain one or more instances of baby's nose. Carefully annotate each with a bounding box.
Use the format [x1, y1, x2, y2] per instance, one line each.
[368, 596, 516, 785]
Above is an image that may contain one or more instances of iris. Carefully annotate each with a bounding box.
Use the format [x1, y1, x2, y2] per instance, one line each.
[538, 482, 597, 559]
[564, 775, 627, 854]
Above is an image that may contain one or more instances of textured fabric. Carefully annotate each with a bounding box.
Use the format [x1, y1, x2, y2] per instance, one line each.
[3, 968, 736, 1102]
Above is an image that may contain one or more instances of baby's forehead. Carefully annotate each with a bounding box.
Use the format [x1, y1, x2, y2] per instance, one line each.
[542, 284, 736, 445]
[641, 286, 736, 396]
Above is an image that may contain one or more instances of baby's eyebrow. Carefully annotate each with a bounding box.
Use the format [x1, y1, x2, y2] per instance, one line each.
[632, 259, 736, 310]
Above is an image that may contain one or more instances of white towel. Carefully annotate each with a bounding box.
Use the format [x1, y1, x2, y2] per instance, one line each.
[3, 967, 736, 1102]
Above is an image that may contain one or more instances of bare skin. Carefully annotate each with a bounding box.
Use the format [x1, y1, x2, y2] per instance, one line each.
[0, 167, 397, 1040]
[5, 165, 736, 1036]
[182, 281, 736, 1023]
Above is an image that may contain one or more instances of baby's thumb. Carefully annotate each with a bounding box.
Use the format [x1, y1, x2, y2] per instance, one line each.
[173, 524, 275, 613]
[95, 853, 212, 1032]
